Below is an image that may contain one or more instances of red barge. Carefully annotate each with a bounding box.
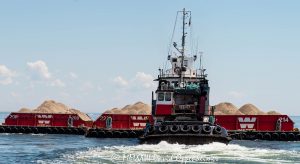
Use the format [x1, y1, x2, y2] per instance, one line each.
[86, 113, 299, 141]
[1, 111, 299, 140]
[0, 112, 93, 135]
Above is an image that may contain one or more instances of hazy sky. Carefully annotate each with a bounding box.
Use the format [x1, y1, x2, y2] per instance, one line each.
[0, 1, 300, 115]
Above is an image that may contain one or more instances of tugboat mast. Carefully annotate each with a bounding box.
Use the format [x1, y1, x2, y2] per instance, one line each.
[181, 8, 186, 56]
[180, 8, 186, 83]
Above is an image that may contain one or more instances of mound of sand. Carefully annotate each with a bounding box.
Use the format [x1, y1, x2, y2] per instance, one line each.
[213, 102, 281, 115]
[18, 108, 32, 113]
[238, 103, 266, 115]
[213, 102, 244, 115]
[18, 100, 92, 121]
[104, 102, 151, 115]
[266, 110, 281, 115]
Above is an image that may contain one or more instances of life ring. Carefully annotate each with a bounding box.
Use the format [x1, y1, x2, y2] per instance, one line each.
[263, 133, 271, 140]
[271, 133, 279, 140]
[288, 133, 295, 140]
[158, 125, 169, 134]
[213, 126, 222, 134]
[174, 67, 181, 74]
[170, 125, 180, 133]
[280, 133, 287, 140]
[256, 133, 263, 140]
[202, 125, 211, 134]
[180, 125, 191, 133]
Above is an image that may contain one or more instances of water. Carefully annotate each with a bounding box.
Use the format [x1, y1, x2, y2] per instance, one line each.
[0, 113, 299, 164]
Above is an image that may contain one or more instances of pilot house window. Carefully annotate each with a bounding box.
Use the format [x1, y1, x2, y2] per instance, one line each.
[158, 92, 172, 101]
[158, 92, 164, 101]
[183, 60, 188, 67]
[165, 92, 171, 101]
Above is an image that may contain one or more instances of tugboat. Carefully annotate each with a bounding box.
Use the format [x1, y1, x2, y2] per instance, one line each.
[139, 9, 231, 145]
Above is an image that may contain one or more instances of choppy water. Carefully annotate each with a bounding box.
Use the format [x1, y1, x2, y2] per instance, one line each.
[0, 113, 299, 164]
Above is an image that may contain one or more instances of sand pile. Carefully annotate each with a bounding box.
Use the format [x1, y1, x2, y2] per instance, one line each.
[104, 102, 151, 115]
[18, 108, 32, 113]
[213, 102, 244, 115]
[238, 104, 266, 115]
[267, 110, 281, 115]
[213, 102, 281, 115]
[17, 100, 92, 121]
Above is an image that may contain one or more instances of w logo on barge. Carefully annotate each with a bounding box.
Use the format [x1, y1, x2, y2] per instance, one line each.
[238, 117, 257, 130]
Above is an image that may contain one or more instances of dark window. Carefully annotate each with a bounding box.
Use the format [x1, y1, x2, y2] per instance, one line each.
[184, 60, 188, 67]
[158, 92, 164, 101]
[165, 92, 171, 101]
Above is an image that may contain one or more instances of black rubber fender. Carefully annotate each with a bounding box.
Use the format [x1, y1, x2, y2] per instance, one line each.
[271, 133, 279, 140]
[25, 127, 32, 134]
[97, 130, 106, 138]
[58, 127, 66, 134]
[280, 133, 287, 140]
[72, 128, 79, 134]
[47, 127, 53, 134]
[213, 126, 222, 134]
[202, 125, 211, 134]
[19, 127, 25, 133]
[122, 131, 129, 138]
[113, 131, 122, 138]
[148, 126, 154, 134]
[78, 128, 85, 135]
[158, 125, 169, 134]
[12, 126, 20, 133]
[66, 128, 73, 134]
[240, 133, 246, 140]
[180, 125, 191, 133]
[256, 133, 263, 140]
[39, 127, 47, 134]
[5, 127, 12, 133]
[106, 131, 114, 138]
[288, 133, 295, 140]
[0, 127, 5, 133]
[263, 133, 271, 140]
[126, 131, 135, 137]
[32, 127, 39, 134]
[90, 130, 98, 137]
[296, 134, 300, 141]
[191, 125, 202, 133]
[52, 127, 59, 134]
[229, 133, 236, 139]
[169, 125, 180, 133]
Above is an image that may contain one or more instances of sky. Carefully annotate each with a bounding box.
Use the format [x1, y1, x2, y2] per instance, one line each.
[0, 0, 300, 115]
